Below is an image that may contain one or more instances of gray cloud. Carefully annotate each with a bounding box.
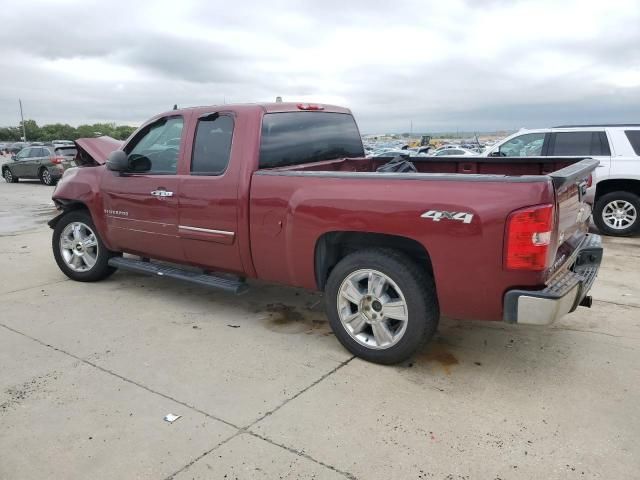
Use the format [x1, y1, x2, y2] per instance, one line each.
[0, 0, 638, 133]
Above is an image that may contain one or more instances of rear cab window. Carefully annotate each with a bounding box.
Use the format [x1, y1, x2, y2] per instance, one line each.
[191, 114, 234, 175]
[259, 112, 364, 168]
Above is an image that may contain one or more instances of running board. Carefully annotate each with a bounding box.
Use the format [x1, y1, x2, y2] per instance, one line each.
[108, 257, 248, 295]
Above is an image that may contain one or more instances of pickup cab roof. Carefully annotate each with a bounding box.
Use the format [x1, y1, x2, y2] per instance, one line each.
[156, 102, 352, 119]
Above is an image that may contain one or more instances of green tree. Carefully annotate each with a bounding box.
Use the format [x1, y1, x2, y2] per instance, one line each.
[114, 125, 136, 140]
[20, 119, 40, 141]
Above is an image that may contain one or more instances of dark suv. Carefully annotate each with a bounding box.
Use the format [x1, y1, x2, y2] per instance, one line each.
[2, 145, 77, 185]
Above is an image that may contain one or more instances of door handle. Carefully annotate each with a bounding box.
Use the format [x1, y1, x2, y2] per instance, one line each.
[150, 189, 174, 197]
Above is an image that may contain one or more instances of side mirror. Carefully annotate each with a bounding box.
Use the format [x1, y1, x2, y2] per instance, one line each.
[128, 155, 151, 172]
[106, 150, 128, 171]
[489, 151, 501, 157]
[11, 154, 17, 161]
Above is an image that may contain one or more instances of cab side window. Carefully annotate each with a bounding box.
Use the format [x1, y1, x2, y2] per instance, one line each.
[498, 133, 545, 156]
[191, 115, 234, 175]
[125, 116, 184, 174]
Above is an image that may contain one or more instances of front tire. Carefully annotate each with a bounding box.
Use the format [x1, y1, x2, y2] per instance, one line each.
[52, 210, 119, 282]
[325, 248, 439, 364]
[3, 168, 18, 183]
[594, 191, 640, 236]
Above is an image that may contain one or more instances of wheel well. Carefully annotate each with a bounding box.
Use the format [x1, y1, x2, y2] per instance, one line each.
[56, 200, 89, 213]
[48, 200, 90, 228]
[595, 179, 640, 201]
[315, 231, 434, 290]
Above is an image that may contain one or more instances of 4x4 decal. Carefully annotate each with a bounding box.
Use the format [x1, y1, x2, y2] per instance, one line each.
[421, 210, 474, 224]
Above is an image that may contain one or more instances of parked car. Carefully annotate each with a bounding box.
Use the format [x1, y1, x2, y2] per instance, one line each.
[431, 147, 479, 157]
[48, 102, 601, 364]
[52, 140, 75, 147]
[6, 142, 29, 154]
[483, 125, 640, 236]
[2, 145, 77, 185]
[371, 149, 411, 158]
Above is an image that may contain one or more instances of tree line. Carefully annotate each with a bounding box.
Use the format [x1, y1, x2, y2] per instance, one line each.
[0, 120, 137, 142]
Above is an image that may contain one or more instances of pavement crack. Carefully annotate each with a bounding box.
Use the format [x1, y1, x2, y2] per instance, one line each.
[247, 431, 358, 480]
[0, 278, 69, 297]
[0, 322, 240, 431]
[0, 322, 357, 479]
[162, 430, 243, 480]
[593, 298, 640, 310]
[550, 326, 637, 339]
[246, 355, 355, 430]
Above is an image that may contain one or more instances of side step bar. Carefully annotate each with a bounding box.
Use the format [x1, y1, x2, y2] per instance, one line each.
[108, 257, 248, 295]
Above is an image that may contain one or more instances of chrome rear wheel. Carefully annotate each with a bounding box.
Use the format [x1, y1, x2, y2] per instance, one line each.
[325, 248, 439, 364]
[338, 269, 409, 350]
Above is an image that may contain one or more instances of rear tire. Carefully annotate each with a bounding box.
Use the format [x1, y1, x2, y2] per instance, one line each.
[325, 248, 439, 364]
[52, 210, 119, 282]
[3, 167, 18, 183]
[593, 191, 640, 236]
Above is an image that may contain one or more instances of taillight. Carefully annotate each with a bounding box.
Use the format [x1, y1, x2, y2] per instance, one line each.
[587, 174, 593, 187]
[51, 156, 65, 164]
[297, 103, 324, 111]
[505, 204, 554, 271]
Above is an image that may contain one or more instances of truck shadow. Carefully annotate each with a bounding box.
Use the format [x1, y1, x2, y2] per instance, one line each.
[105, 271, 575, 379]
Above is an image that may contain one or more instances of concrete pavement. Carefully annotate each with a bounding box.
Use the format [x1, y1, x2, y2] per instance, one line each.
[0, 179, 638, 479]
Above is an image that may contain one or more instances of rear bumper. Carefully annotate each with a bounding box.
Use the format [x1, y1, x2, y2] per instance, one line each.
[503, 234, 603, 325]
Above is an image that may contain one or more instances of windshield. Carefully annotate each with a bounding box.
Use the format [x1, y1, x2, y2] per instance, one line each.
[259, 112, 364, 168]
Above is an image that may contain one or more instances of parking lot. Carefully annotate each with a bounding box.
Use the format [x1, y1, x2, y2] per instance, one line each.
[0, 175, 638, 479]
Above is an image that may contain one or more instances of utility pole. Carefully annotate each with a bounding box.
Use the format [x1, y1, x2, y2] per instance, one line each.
[19, 99, 26, 141]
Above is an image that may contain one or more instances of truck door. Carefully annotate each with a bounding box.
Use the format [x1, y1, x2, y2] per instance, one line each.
[177, 112, 244, 274]
[100, 115, 185, 262]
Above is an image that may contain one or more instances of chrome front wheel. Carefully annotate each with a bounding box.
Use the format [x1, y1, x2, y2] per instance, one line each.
[59, 221, 99, 272]
[53, 210, 119, 282]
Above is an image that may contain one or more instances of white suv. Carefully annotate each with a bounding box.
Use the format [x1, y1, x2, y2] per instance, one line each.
[484, 125, 640, 236]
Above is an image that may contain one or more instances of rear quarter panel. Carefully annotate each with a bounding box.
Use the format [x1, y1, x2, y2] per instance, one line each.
[249, 173, 554, 321]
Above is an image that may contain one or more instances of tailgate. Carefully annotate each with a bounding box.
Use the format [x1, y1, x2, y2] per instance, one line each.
[547, 158, 599, 278]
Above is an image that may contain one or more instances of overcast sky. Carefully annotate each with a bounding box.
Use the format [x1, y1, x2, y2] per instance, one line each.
[1, 0, 639, 133]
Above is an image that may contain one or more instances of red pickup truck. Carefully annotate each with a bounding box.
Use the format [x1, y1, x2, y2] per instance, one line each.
[49, 102, 602, 364]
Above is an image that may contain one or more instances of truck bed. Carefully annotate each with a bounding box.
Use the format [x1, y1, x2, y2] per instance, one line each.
[251, 156, 597, 322]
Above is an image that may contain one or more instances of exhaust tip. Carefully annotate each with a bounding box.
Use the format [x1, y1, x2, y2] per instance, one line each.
[579, 295, 593, 308]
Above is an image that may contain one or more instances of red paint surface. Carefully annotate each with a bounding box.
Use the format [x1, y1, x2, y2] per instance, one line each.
[53, 103, 592, 322]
